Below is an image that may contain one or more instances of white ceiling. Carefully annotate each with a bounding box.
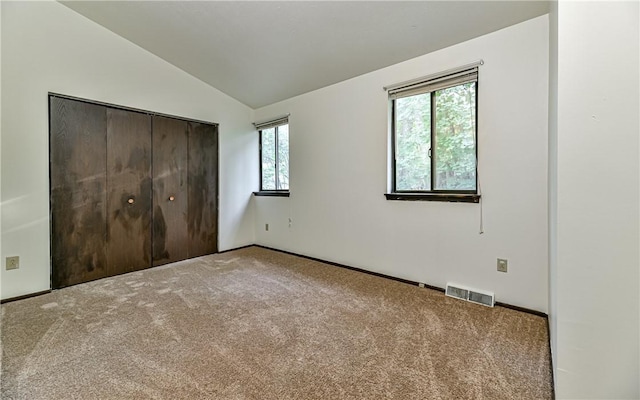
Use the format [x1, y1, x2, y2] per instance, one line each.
[61, 1, 549, 109]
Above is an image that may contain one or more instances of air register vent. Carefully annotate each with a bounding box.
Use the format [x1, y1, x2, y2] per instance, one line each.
[445, 285, 468, 300]
[445, 283, 495, 307]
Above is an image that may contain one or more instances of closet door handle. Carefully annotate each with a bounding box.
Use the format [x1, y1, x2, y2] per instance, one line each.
[127, 198, 135, 204]
[169, 196, 175, 202]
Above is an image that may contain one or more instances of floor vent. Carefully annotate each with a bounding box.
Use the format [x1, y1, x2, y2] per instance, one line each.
[445, 283, 495, 307]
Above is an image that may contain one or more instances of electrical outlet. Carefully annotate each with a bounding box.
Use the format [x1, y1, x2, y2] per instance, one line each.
[497, 258, 508, 273]
[265, 223, 269, 231]
[418, 282, 425, 288]
[6, 256, 19, 270]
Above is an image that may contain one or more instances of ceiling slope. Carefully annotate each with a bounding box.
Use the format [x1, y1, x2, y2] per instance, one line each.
[61, 1, 549, 108]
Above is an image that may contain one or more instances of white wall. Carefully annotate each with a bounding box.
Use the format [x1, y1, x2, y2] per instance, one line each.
[254, 16, 550, 312]
[548, 0, 559, 386]
[0, 1, 256, 300]
[553, 2, 639, 398]
[0, 0, 3, 302]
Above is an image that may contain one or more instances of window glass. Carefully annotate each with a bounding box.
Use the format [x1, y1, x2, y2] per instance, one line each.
[435, 82, 476, 190]
[392, 81, 477, 194]
[395, 93, 431, 191]
[277, 124, 289, 190]
[261, 127, 276, 190]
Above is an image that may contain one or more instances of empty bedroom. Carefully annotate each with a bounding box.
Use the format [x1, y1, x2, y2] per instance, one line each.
[1, 1, 638, 399]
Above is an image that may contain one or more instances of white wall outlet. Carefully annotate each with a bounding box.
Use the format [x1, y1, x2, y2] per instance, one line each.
[418, 282, 425, 288]
[497, 258, 508, 273]
[6, 256, 19, 270]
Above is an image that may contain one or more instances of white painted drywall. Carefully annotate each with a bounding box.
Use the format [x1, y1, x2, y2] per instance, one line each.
[553, 2, 639, 398]
[254, 16, 550, 312]
[0, 1, 256, 300]
[0, 0, 3, 300]
[548, 0, 558, 387]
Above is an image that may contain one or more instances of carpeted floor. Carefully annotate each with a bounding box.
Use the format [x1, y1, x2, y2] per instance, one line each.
[1, 247, 552, 399]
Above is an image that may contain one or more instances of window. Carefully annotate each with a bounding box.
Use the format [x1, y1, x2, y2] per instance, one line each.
[387, 64, 480, 202]
[254, 115, 289, 196]
[261, 124, 289, 190]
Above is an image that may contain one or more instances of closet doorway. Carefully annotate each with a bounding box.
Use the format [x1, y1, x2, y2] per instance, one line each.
[49, 94, 218, 288]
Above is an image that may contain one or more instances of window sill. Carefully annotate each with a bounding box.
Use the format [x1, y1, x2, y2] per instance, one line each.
[253, 191, 290, 197]
[384, 193, 480, 203]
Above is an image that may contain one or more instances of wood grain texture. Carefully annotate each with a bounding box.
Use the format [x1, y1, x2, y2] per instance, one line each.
[187, 122, 218, 257]
[106, 108, 152, 275]
[50, 97, 108, 289]
[50, 95, 219, 287]
[152, 116, 188, 266]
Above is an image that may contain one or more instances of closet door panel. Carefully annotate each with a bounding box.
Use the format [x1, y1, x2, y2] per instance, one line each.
[50, 97, 107, 288]
[152, 116, 188, 266]
[106, 108, 152, 275]
[187, 122, 218, 257]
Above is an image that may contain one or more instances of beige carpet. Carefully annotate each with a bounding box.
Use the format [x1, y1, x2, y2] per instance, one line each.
[1, 247, 552, 399]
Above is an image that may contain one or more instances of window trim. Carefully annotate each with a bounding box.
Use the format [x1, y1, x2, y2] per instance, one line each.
[253, 190, 290, 197]
[384, 192, 480, 203]
[389, 76, 479, 201]
[257, 123, 289, 194]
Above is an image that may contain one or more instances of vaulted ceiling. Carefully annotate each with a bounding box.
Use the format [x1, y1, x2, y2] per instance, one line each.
[61, 1, 549, 108]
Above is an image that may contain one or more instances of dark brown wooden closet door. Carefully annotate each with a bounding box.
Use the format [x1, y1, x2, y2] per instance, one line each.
[50, 97, 107, 289]
[106, 108, 152, 275]
[187, 122, 218, 257]
[152, 116, 188, 266]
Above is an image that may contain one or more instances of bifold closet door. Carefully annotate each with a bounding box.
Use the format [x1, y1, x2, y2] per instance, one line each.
[50, 97, 107, 289]
[152, 116, 188, 266]
[51, 95, 218, 288]
[188, 122, 218, 257]
[106, 108, 152, 275]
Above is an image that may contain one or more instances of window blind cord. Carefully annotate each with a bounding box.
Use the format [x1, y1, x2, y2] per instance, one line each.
[477, 156, 484, 235]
